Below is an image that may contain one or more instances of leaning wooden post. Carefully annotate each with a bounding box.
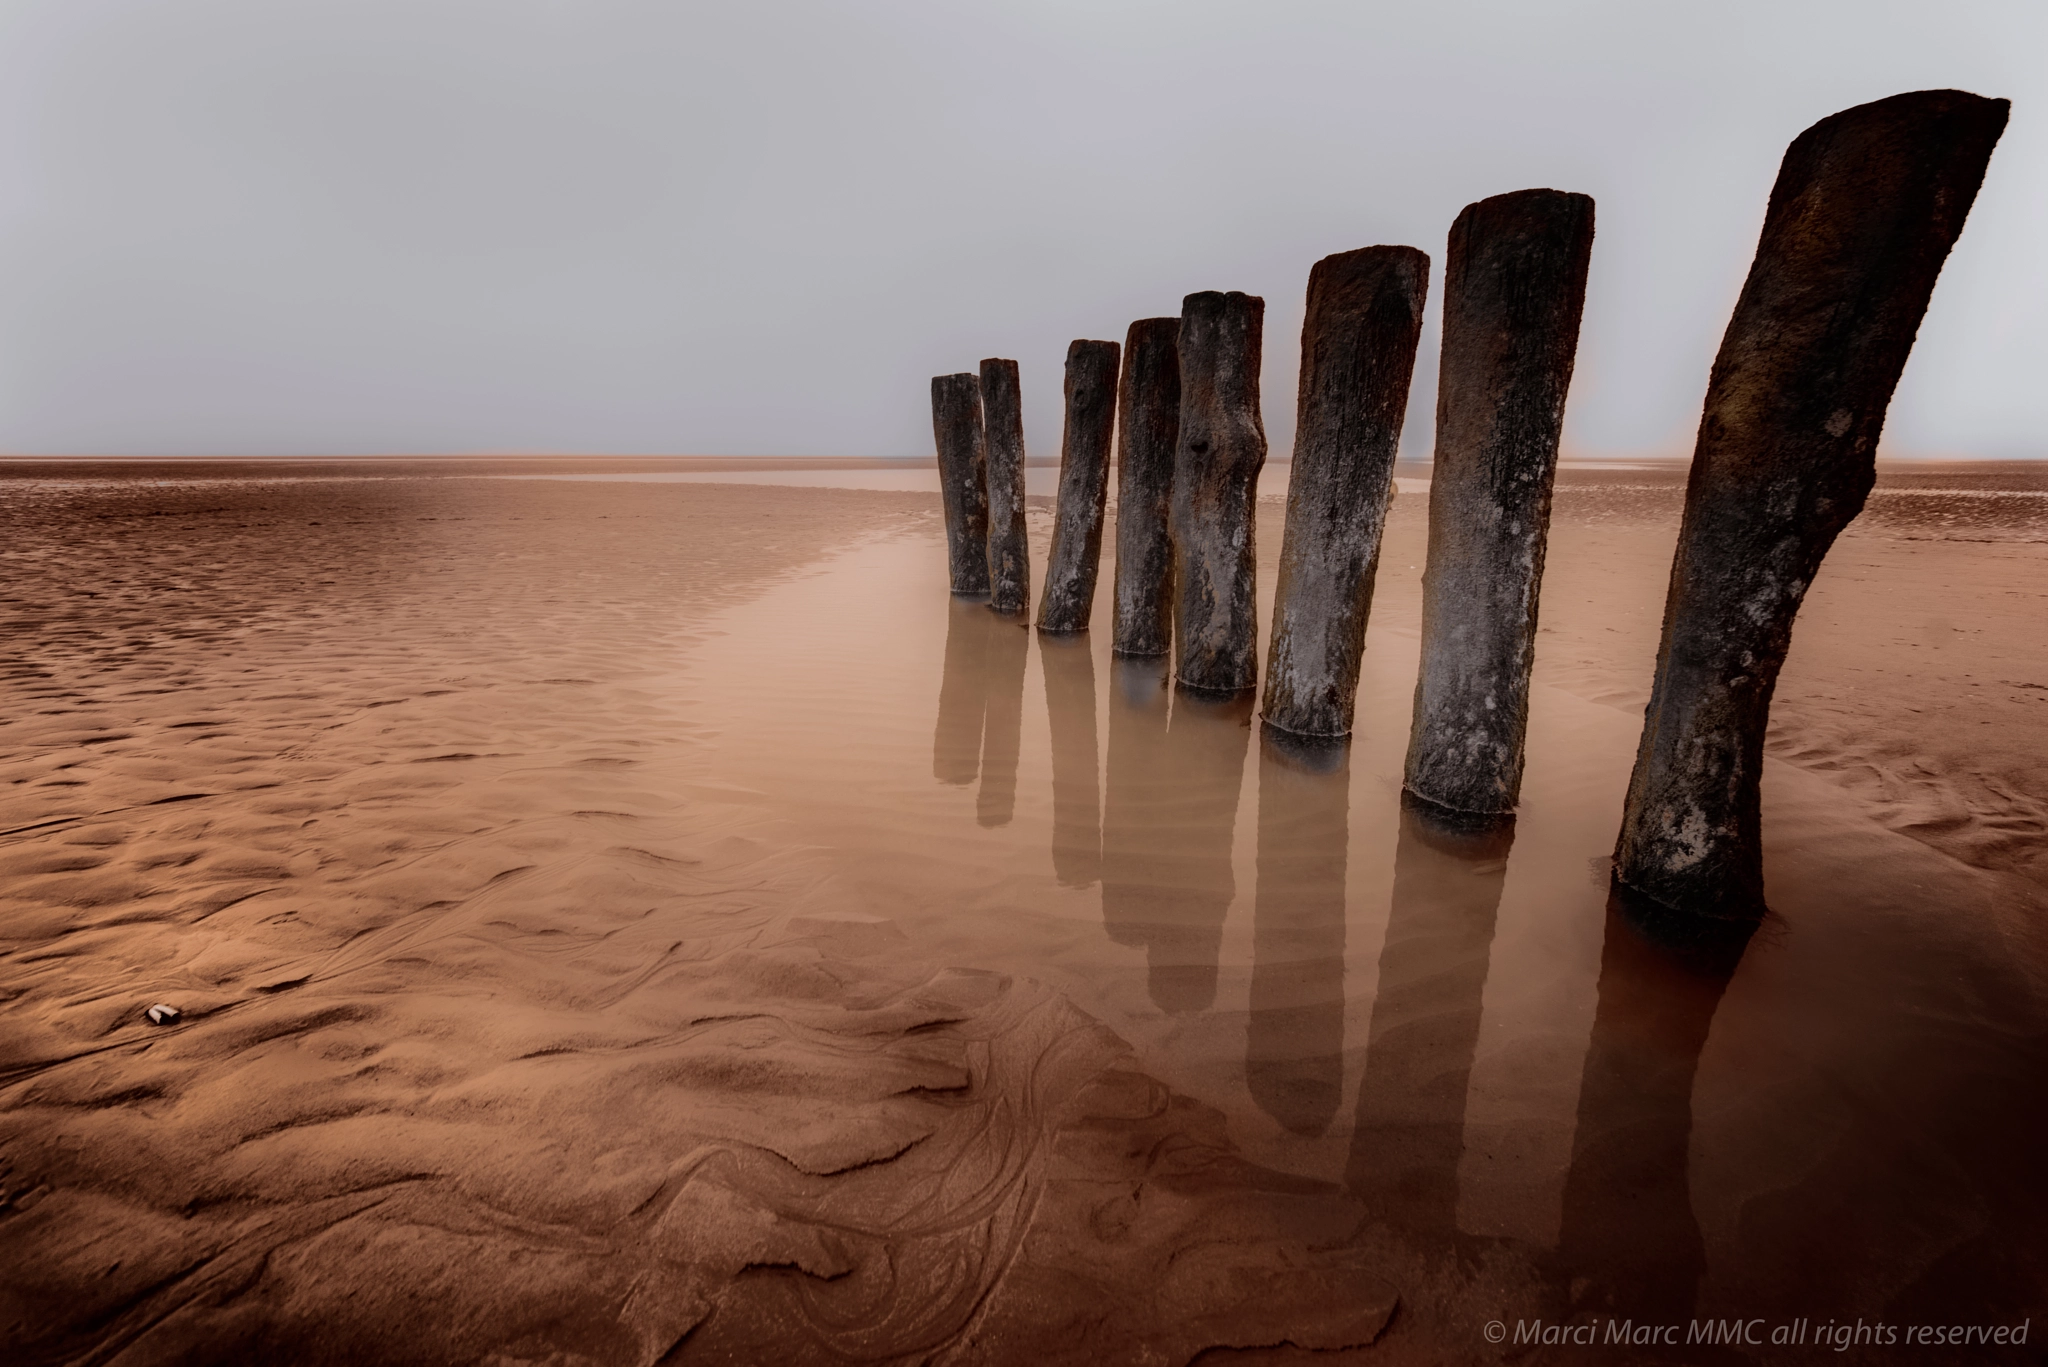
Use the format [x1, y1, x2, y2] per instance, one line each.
[931, 373, 991, 596]
[1405, 191, 1595, 810]
[980, 357, 1031, 616]
[1112, 318, 1181, 657]
[1614, 89, 2007, 921]
[1038, 339, 1121, 633]
[1170, 291, 1267, 693]
[1260, 248, 1429, 736]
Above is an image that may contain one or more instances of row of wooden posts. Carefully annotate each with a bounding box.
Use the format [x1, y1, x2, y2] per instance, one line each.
[929, 89, 2006, 928]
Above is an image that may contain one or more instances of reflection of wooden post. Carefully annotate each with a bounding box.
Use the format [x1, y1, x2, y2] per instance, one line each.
[1100, 664, 1252, 1013]
[977, 616, 1030, 827]
[930, 373, 991, 596]
[1170, 291, 1267, 694]
[1615, 90, 2007, 921]
[1249, 730, 1349, 1137]
[1112, 318, 1181, 658]
[1347, 795, 1513, 1244]
[1038, 340, 1121, 633]
[1555, 897, 1746, 1321]
[979, 357, 1031, 616]
[1406, 190, 1594, 812]
[1101, 655, 1172, 950]
[1261, 248, 1429, 736]
[1040, 633, 1102, 887]
[932, 596, 990, 785]
[1148, 689, 1254, 1011]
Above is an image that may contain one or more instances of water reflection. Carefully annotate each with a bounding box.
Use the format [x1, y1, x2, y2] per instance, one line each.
[1554, 895, 1749, 1321]
[1101, 667, 1254, 1013]
[976, 612, 1031, 828]
[1348, 795, 1514, 1244]
[1100, 656, 1172, 953]
[930, 600, 1031, 826]
[1248, 728, 1351, 1137]
[932, 597, 991, 785]
[1039, 634, 1102, 888]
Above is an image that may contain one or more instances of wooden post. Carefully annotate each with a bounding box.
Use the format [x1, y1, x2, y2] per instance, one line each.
[1038, 339, 1121, 633]
[930, 373, 991, 595]
[1405, 190, 1594, 811]
[1614, 89, 2007, 921]
[1112, 318, 1181, 657]
[1170, 291, 1267, 693]
[1261, 248, 1429, 736]
[980, 357, 1031, 616]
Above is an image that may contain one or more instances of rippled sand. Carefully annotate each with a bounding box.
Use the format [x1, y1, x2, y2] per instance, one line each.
[2, 461, 2045, 1365]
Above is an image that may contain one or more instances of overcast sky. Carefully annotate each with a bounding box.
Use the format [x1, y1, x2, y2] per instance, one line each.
[1, 0, 2041, 460]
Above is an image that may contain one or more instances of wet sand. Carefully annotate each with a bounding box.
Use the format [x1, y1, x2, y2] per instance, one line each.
[2, 462, 2044, 1365]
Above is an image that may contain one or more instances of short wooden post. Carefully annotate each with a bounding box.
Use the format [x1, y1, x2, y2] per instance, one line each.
[980, 357, 1031, 616]
[1112, 318, 1181, 657]
[1261, 247, 1429, 736]
[1405, 190, 1594, 811]
[1170, 291, 1267, 693]
[1038, 339, 1121, 633]
[930, 373, 991, 595]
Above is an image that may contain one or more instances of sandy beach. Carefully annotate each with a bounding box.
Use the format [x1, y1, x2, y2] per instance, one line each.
[3, 461, 2044, 1364]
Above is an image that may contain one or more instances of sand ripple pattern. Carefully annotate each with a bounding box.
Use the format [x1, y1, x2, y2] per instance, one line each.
[1, 473, 1396, 1365]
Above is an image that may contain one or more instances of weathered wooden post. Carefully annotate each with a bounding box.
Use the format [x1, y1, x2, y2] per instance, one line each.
[1038, 340, 1121, 633]
[930, 373, 991, 596]
[1261, 248, 1429, 735]
[1170, 291, 1267, 694]
[1405, 191, 1595, 811]
[979, 358, 1031, 616]
[1112, 318, 1181, 657]
[1614, 89, 2007, 921]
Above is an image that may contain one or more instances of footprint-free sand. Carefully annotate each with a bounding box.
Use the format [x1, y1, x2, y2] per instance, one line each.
[3, 461, 2044, 1364]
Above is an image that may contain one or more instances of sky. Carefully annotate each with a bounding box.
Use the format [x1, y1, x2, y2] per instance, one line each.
[0, 0, 2041, 461]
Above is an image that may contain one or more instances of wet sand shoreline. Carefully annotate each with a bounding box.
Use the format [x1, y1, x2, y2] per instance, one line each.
[3, 462, 2044, 1364]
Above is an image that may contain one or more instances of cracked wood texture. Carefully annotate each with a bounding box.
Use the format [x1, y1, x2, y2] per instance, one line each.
[1038, 339, 1121, 633]
[1261, 248, 1429, 735]
[979, 358, 1030, 616]
[1111, 319, 1181, 657]
[1170, 292, 1267, 694]
[931, 373, 991, 596]
[1405, 190, 1595, 811]
[1614, 89, 2009, 921]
